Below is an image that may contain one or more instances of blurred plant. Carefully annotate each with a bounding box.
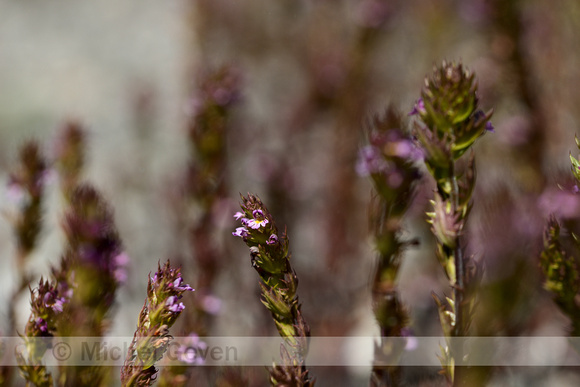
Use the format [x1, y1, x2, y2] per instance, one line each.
[2, 141, 49, 386]
[53, 184, 128, 386]
[161, 64, 241, 387]
[53, 121, 87, 201]
[55, 184, 127, 337]
[182, 64, 240, 326]
[233, 194, 313, 386]
[539, 217, 580, 335]
[121, 260, 194, 387]
[357, 107, 421, 386]
[410, 61, 492, 385]
[537, 136, 580, 341]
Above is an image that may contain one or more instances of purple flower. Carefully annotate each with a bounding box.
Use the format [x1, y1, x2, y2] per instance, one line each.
[356, 146, 388, 177]
[172, 277, 194, 292]
[408, 98, 425, 116]
[166, 296, 186, 313]
[401, 327, 418, 351]
[485, 121, 495, 132]
[200, 294, 222, 315]
[177, 334, 208, 365]
[246, 210, 269, 229]
[234, 211, 245, 220]
[113, 252, 130, 284]
[232, 226, 249, 238]
[252, 209, 265, 218]
[35, 317, 49, 333]
[267, 234, 279, 245]
[246, 218, 268, 229]
[43, 292, 66, 313]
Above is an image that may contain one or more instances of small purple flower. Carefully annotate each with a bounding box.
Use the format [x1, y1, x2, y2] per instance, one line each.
[35, 317, 49, 333]
[252, 209, 264, 218]
[356, 146, 388, 177]
[113, 252, 130, 284]
[401, 327, 418, 351]
[43, 292, 66, 313]
[5, 182, 28, 206]
[232, 226, 249, 238]
[200, 294, 222, 315]
[485, 121, 495, 132]
[234, 211, 245, 220]
[172, 277, 194, 292]
[246, 218, 268, 229]
[246, 210, 269, 229]
[166, 296, 186, 313]
[267, 234, 279, 245]
[408, 98, 425, 116]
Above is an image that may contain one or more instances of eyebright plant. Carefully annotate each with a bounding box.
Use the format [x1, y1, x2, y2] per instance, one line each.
[121, 260, 194, 387]
[233, 193, 314, 386]
[16, 279, 66, 387]
[357, 106, 421, 386]
[410, 61, 491, 385]
[56, 184, 128, 338]
[539, 135, 580, 341]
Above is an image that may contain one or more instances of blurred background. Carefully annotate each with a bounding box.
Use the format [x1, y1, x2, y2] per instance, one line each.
[2, 0, 580, 385]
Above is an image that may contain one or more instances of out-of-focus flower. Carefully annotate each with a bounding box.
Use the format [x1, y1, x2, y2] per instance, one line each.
[200, 294, 222, 315]
[176, 334, 208, 365]
[408, 98, 426, 116]
[356, 146, 389, 177]
[232, 226, 249, 239]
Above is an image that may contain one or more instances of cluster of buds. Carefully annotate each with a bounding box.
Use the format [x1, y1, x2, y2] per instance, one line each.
[53, 121, 86, 200]
[357, 107, 421, 386]
[410, 61, 493, 195]
[121, 261, 194, 387]
[17, 279, 68, 386]
[233, 194, 313, 386]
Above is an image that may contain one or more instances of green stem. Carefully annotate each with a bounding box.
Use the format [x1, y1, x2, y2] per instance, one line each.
[444, 159, 467, 386]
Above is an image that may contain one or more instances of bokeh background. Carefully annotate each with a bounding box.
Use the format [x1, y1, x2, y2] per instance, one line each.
[2, 0, 580, 385]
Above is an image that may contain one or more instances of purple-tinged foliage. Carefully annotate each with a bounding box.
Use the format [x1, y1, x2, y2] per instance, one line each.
[121, 261, 194, 387]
